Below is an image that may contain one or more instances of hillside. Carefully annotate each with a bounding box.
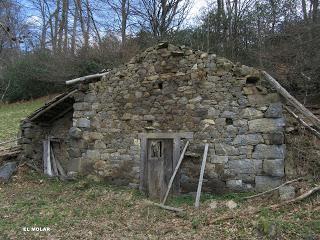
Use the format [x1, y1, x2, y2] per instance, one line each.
[0, 97, 49, 142]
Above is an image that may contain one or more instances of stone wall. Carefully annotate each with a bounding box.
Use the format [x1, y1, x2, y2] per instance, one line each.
[19, 112, 73, 170]
[68, 43, 286, 192]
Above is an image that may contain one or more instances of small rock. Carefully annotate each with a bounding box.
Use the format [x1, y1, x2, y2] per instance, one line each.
[279, 185, 295, 201]
[128, 183, 139, 189]
[209, 201, 218, 209]
[226, 200, 237, 209]
[69, 127, 82, 139]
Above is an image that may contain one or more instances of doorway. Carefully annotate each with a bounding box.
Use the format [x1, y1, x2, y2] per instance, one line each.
[139, 132, 193, 201]
[147, 139, 173, 200]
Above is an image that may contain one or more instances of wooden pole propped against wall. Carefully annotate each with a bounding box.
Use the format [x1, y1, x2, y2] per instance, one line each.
[195, 143, 209, 208]
[262, 71, 320, 129]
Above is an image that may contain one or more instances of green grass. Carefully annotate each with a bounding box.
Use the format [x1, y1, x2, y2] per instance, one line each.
[0, 171, 319, 239]
[167, 192, 252, 207]
[0, 97, 48, 141]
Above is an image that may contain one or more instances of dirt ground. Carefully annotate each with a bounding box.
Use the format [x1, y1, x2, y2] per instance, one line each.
[0, 166, 319, 240]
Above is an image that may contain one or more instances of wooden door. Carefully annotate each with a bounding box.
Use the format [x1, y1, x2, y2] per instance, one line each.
[147, 139, 173, 200]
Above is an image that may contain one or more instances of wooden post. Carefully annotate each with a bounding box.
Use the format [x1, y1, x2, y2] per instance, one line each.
[262, 71, 320, 129]
[195, 143, 209, 208]
[43, 140, 48, 175]
[46, 138, 53, 176]
[162, 141, 189, 205]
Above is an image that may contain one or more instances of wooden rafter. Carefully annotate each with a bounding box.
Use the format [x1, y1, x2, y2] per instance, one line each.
[28, 89, 77, 122]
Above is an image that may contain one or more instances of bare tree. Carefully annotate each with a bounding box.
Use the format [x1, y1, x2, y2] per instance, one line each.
[103, 0, 130, 45]
[136, 0, 191, 39]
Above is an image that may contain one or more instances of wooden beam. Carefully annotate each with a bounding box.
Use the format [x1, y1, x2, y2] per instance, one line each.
[162, 141, 189, 205]
[138, 132, 193, 140]
[284, 106, 320, 139]
[65, 72, 109, 85]
[29, 90, 77, 121]
[195, 143, 209, 208]
[262, 71, 320, 129]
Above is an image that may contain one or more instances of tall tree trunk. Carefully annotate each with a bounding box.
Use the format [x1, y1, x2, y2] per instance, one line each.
[312, 0, 319, 23]
[63, 0, 69, 51]
[302, 0, 308, 22]
[71, 0, 78, 54]
[121, 0, 128, 46]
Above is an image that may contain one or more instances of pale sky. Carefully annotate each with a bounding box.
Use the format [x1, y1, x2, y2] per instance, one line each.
[190, 0, 209, 16]
[187, 0, 209, 24]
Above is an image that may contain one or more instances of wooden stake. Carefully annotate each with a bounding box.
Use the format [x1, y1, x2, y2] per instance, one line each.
[162, 141, 189, 205]
[195, 143, 209, 208]
[262, 71, 320, 129]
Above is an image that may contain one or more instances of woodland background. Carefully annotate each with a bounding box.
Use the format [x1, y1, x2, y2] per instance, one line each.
[0, 0, 319, 102]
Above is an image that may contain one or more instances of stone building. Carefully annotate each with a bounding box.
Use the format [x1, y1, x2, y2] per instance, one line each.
[19, 43, 286, 199]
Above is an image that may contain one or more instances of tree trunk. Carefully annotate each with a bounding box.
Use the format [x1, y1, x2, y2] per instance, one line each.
[71, 0, 78, 54]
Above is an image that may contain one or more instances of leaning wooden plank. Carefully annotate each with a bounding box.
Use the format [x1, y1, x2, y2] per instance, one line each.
[145, 200, 184, 212]
[285, 106, 320, 139]
[50, 146, 59, 176]
[162, 141, 190, 205]
[195, 143, 209, 208]
[55, 158, 67, 177]
[262, 71, 320, 129]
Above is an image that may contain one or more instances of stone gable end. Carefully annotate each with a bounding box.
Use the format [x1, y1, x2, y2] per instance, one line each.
[20, 43, 286, 193]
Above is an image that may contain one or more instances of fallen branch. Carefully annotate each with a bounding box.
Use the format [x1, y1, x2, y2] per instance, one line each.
[244, 177, 304, 200]
[211, 185, 320, 224]
[285, 106, 320, 139]
[145, 200, 184, 212]
[270, 185, 320, 209]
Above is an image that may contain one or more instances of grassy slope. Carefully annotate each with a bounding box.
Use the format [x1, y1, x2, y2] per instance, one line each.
[0, 169, 319, 240]
[0, 97, 48, 142]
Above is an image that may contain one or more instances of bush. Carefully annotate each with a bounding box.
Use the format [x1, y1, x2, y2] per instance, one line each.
[1, 52, 63, 102]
